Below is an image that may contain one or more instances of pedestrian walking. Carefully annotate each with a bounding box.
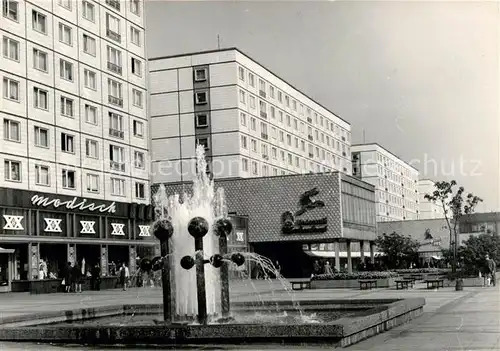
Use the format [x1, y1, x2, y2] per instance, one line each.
[119, 262, 129, 291]
[72, 262, 82, 293]
[485, 254, 496, 287]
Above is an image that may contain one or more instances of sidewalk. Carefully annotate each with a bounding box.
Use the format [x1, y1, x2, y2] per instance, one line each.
[0, 280, 498, 350]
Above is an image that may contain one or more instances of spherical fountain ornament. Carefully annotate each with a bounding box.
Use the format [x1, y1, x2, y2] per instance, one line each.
[231, 253, 245, 266]
[140, 258, 152, 272]
[209, 254, 224, 268]
[214, 218, 233, 237]
[151, 256, 163, 272]
[153, 219, 174, 241]
[187, 217, 209, 238]
[180, 255, 195, 270]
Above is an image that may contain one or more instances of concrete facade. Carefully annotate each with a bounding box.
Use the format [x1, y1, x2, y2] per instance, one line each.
[149, 48, 353, 184]
[351, 143, 419, 222]
[0, 0, 149, 204]
[418, 179, 447, 219]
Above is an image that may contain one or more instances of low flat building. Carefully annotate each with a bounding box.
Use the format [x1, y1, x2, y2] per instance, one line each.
[378, 218, 451, 264]
[157, 172, 377, 277]
[459, 212, 500, 238]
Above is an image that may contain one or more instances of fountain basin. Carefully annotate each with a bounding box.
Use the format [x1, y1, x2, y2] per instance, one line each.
[0, 298, 424, 348]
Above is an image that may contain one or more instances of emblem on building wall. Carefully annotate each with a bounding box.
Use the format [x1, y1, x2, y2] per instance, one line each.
[138, 225, 150, 237]
[281, 187, 328, 234]
[3, 215, 24, 230]
[111, 223, 125, 236]
[44, 218, 62, 232]
[80, 221, 96, 234]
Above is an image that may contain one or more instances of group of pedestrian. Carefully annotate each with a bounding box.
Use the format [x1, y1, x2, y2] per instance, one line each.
[61, 261, 83, 293]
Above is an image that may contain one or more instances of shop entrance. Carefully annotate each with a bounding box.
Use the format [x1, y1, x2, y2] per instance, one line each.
[40, 244, 67, 279]
[0, 248, 15, 293]
[76, 244, 100, 276]
[0, 243, 28, 281]
[108, 245, 129, 276]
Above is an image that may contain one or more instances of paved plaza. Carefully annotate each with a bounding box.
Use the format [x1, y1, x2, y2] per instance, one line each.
[0, 280, 498, 350]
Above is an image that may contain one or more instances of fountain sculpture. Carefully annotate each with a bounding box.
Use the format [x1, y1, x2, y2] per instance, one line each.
[0, 145, 427, 348]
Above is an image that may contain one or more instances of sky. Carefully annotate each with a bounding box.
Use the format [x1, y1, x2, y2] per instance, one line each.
[145, 1, 499, 212]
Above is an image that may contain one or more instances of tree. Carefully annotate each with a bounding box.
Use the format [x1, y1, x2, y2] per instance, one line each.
[424, 180, 482, 273]
[375, 232, 420, 269]
[457, 233, 500, 276]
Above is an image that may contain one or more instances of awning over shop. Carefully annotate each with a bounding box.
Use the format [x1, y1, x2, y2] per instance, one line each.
[0, 247, 15, 254]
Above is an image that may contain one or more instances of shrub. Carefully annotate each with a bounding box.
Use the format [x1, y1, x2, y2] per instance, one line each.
[311, 271, 399, 281]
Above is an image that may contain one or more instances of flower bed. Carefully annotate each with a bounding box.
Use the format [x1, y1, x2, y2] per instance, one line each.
[310, 271, 399, 289]
[394, 268, 450, 274]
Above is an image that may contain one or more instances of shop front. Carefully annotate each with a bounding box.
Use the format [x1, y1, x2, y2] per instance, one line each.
[162, 172, 378, 278]
[0, 187, 156, 293]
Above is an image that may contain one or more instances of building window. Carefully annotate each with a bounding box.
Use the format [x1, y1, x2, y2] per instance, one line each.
[240, 135, 247, 149]
[109, 112, 123, 138]
[270, 106, 275, 119]
[271, 147, 277, 159]
[82, 1, 95, 21]
[195, 114, 208, 128]
[86, 174, 99, 193]
[58, 22, 72, 46]
[240, 112, 247, 126]
[84, 69, 96, 90]
[107, 46, 122, 74]
[34, 87, 48, 110]
[106, 13, 121, 42]
[250, 117, 256, 131]
[33, 48, 48, 72]
[130, 0, 140, 15]
[130, 26, 141, 46]
[35, 165, 49, 186]
[59, 59, 73, 81]
[61, 133, 74, 153]
[248, 73, 255, 87]
[131, 57, 142, 77]
[277, 90, 282, 103]
[194, 68, 207, 82]
[195, 91, 208, 105]
[262, 165, 268, 176]
[238, 66, 245, 81]
[242, 158, 248, 172]
[83, 34, 96, 56]
[251, 161, 258, 175]
[269, 85, 275, 99]
[34, 126, 48, 147]
[110, 145, 125, 172]
[58, 0, 71, 10]
[2, 0, 18, 21]
[85, 104, 97, 125]
[111, 178, 125, 196]
[106, 0, 120, 10]
[239, 90, 245, 104]
[108, 79, 123, 107]
[135, 182, 145, 199]
[2, 77, 19, 101]
[60, 96, 74, 117]
[133, 120, 143, 137]
[132, 89, 143, 107]
[3, 119, 19, 142]
[32, 10, 47, 34]
[250, 139, 257, 152]
[85, 139, 98, 159]
[249, 95, 256, 109]
[62, 169, 75, 189]
[4, 160, 20, 181]
[196, 138, 209, 150]
[134, 151, 145, 169]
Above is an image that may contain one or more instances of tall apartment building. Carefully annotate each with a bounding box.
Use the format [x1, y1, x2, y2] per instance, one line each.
[351, 143, 419, 222]
[0, 0, 153, 291]
[149, 48, 352, 184]
[418, 179, 447, 219]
